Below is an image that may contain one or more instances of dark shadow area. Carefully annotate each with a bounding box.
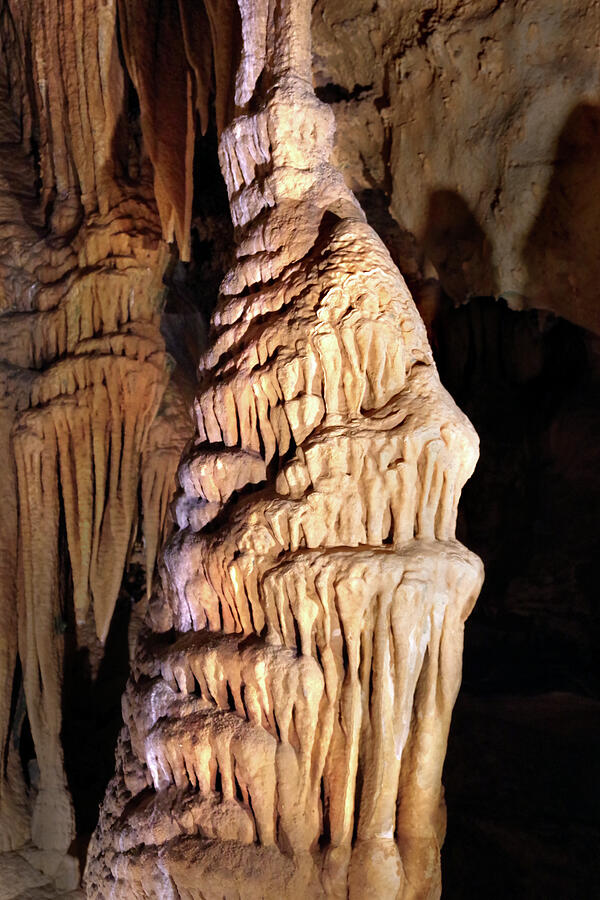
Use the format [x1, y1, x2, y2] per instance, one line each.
[10, 657, 35, 792]
[62, 565, 141, 842]
[422, 190, 494, 303]
[109, 16, 145, 190]
[315, 82, 373, 104]
[161, 120, 234, 385]
[524, 103, 600, 334]
[0, 5, 46, 236]
[443, 692, 600, 899]
[436, 298, 599, 696]
[429, 296, 600, 898]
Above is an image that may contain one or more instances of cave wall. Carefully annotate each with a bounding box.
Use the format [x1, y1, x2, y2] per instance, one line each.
[312, 0, 600, 332]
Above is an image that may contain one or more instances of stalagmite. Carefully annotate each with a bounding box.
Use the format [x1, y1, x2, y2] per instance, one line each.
[87, 1, 483, 897]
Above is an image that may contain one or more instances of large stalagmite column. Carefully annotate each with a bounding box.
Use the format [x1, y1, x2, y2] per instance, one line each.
[87, 1, 483, 897]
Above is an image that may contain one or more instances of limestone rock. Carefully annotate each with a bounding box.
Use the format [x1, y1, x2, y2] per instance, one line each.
[312, 0, 600, 333]
[87, 2, 482, 897]
[0, 0, 193, 856]
[0, 853, 49, 899]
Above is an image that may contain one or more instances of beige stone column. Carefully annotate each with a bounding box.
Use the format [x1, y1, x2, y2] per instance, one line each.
[87, 1, 482, 896]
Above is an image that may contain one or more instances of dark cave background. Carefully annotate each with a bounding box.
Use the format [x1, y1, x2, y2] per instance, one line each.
[436, 298, 600, 898]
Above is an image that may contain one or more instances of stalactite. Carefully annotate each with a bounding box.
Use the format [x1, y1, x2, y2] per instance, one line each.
[87, 1, 483, 897]
[118, 0, 195, 259]
[0, 0, 194, 858]
[14, 411, 71, 851]
[0, 401, 30, 851]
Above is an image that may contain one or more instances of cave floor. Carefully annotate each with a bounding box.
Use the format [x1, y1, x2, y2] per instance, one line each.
[0, 853, 83, 900]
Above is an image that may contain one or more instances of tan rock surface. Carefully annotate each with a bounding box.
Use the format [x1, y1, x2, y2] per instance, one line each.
[0, 0, 192, 861]
[312, 0, 600, 332]
[0, 851, 83, 900]
[86, 2, 482, 897]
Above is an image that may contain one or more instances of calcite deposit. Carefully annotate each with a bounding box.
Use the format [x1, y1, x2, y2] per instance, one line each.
[0, 0, 597, 895]
[0, 0, 192, 859]
[87, 1, 482, 897]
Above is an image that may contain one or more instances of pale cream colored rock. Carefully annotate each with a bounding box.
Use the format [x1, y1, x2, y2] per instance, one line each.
[19, 849, 80, 893]
[87, 1, 482, 898]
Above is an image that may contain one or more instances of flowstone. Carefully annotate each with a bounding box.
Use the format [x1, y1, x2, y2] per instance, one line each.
[87, 2, 483, 897]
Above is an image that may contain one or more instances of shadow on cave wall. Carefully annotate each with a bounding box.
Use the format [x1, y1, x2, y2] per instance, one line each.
[360, 187, 495, 307]
[422, 190, 494, 303]
[524, 103, 600, 333]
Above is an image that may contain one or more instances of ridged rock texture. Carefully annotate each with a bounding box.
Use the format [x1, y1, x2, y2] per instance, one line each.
[86, 2, 483, 898]
[0, 0, 194, 860]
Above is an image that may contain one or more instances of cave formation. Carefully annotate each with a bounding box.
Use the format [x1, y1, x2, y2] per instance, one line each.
[0, 1, 598, 898]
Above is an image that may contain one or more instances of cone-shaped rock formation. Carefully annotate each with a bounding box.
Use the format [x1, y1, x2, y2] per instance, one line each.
[87, 2, 483, 897]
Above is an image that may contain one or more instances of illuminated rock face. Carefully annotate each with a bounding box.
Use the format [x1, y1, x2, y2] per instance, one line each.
[87, 2, 482, 897]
